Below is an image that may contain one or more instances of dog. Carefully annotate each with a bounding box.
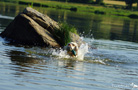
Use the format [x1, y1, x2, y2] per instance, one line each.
[65, 42, 78, 57]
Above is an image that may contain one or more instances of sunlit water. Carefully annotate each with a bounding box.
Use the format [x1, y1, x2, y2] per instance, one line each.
[0, 3, 138, 90]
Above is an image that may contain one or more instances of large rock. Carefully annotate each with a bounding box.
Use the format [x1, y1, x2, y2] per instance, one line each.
[0, 7, 60, 47]
[0, 7, 83, 47]
[23, 7, 59, 34]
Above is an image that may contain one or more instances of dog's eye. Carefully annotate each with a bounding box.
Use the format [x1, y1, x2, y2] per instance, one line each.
[68, 44, 71, 46]
[72, 44, 75, 46]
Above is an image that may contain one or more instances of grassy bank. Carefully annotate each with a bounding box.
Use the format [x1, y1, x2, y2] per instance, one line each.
[1, 0, 138, 19]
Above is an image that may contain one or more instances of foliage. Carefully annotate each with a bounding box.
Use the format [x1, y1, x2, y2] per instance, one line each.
[128, 14, 138, 18]
[28, 2, 33, 7]
[69, 0, 94, 3]
[124, 0, 138, 9]
[54, 23, 77, 46]
[2, 0, 138, 18]
[94, 10, 106, 14]
[95, 0, 103, 4]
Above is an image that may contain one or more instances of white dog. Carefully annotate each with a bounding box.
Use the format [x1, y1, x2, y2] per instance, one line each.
[65, 42, 78, 57]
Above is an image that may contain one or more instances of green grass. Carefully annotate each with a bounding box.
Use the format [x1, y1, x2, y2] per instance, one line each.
[1, 0, 138, 18]
[54, 23, 77, 46]
[17, 0, 138, 18]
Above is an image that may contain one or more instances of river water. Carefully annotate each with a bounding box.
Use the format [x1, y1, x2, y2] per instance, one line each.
[0, 3, 138, 90]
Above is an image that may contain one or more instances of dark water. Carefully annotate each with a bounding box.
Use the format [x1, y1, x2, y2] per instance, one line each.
[0, 3, 138, 90]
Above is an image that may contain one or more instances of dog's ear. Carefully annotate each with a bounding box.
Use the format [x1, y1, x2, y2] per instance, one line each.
[74, 44, 78, 51]
[75, 46, 78, 50]
[72, 43, 78, 51]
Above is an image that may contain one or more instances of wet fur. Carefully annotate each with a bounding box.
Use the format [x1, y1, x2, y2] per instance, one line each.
[65, 42, 78, 57]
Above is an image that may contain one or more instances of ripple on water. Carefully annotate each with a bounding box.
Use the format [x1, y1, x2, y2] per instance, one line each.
[1, 35, 138, 90]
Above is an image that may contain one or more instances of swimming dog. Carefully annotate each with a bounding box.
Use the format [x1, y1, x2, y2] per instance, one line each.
[65, 42, 78, 57]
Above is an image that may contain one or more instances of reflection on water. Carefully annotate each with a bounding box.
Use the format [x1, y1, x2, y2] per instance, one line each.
[110, 19, 138, 42]
[9, 50, 46, 66]
[0, 2, 138, 43]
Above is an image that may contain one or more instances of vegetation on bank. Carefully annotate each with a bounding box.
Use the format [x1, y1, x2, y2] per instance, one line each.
[1, 0, 138, 19]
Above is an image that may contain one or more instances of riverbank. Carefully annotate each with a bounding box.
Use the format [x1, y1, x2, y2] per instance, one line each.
[1, 0, 138, 19]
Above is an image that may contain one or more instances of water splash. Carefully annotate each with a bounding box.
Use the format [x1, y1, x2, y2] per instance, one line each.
[25, 42, 89, 61]
[25, 35, 131, 65]
[77, 43, 88, 60]
[131, 83, 138, 89]
[25, 36, 111, 65]
[52, 43, 89, 61]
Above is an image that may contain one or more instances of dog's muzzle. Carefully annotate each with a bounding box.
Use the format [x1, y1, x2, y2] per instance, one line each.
[67, 47, 77, 56]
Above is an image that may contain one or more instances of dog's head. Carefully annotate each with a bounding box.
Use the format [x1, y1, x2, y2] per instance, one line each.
[66, 42, 78, 56]
[67, 42, 78, 50]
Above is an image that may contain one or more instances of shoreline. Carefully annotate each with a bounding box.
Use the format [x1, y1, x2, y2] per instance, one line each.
[1, 0, 138, 19]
